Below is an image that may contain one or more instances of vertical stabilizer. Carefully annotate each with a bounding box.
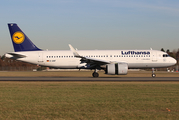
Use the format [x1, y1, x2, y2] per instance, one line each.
[8, 23, 41, 52]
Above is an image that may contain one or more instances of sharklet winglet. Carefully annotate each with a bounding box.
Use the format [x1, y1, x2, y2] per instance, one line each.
[69, 44, 81, 57]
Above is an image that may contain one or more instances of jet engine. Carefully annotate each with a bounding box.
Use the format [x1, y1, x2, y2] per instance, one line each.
[105, 63, 128, 75]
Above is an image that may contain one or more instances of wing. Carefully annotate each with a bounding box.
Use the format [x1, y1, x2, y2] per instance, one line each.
[69, 44, 110, 68]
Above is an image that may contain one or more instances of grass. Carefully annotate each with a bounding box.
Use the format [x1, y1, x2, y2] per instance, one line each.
[0, 82, 179, 119]
[0, 71, 179, 77]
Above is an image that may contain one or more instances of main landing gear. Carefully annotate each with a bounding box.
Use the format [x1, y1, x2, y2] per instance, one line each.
[92, 72, 99, 77]
[92, 69, 99, 77]
[152, 68, 156, 78]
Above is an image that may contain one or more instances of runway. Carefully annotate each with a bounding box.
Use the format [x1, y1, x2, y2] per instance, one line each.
[0, 77, 178, 82]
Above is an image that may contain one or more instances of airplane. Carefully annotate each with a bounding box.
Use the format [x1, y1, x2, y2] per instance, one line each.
[3, 23, 177, 77]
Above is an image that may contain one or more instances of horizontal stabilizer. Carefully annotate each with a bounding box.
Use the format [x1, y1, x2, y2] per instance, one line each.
[8, 53, 26, 58]
[4, 53, 26, 59]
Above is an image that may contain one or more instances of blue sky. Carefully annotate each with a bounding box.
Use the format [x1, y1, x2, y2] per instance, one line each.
[0, 0, 179, 54]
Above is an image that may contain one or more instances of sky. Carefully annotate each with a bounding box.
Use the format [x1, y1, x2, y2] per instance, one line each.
[0, 0, 179, 54]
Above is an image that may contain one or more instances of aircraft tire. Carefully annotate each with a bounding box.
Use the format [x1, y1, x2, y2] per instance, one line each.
[92, 72, 99, 77]
[152, 73, 156, 78]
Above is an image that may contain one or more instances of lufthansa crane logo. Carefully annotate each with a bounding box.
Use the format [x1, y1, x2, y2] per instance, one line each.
[12, 32, 25, 44]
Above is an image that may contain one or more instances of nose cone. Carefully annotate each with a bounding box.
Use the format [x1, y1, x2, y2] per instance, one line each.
[171, 57, 177, 65]
[173, 58, 177, 65]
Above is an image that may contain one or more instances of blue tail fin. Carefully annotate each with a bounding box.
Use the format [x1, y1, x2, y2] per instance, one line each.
[8, 23, 41, 52]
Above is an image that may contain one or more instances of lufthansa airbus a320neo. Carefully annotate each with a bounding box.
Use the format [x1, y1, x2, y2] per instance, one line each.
[3, 23, 176, 77]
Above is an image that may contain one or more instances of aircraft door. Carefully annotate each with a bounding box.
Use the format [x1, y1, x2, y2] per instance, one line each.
[152, 52, 157, 62]
[38, 53, 44, 63]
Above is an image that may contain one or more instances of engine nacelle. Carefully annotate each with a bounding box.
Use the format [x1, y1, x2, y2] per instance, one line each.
[105, 63, 128, 75]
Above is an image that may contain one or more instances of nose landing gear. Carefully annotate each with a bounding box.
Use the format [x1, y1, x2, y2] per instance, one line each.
[152, 68, 156, 78]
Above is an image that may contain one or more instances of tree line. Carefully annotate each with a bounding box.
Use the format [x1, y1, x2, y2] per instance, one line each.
[0, 56, 39, 71]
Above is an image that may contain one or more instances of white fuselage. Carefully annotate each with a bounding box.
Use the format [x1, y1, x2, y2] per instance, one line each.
[7, 49, 176, 69]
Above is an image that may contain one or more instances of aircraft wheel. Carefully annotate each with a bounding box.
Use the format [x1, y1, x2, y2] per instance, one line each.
[92, 72, 99, 78]
[152, 73, 156, 78]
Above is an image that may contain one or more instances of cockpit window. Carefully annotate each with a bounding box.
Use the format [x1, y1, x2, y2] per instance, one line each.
[163, 54, 169, 57]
